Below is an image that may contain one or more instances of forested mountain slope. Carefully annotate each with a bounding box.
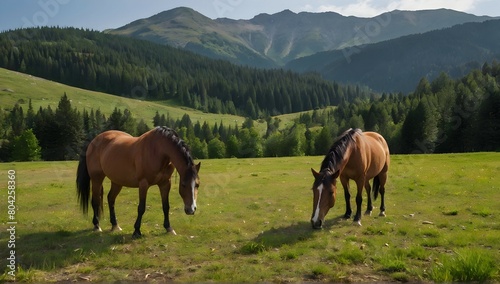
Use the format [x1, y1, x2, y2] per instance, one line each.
[0, 27, 369, 118]
[286, 19, 500, 93]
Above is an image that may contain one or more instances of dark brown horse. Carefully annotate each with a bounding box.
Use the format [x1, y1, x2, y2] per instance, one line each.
[310, 128, 390, 228]
[76, 126, 200, 237]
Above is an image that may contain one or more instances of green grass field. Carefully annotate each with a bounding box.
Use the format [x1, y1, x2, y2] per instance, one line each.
[1, 153, 499, 282]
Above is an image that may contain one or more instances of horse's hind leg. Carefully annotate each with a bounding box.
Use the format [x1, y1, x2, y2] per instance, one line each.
[378, 171, 388, 217]
[91, 177, 105, 232]
[108, 182, 123, 231]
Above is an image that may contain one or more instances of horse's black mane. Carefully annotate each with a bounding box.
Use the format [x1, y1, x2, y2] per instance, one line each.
[320, 128, 361, 173]
[154, 126, 195, 166]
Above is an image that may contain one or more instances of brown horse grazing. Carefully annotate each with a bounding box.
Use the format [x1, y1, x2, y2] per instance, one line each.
[310, 128, 389, 229]
[76, 126, 200, 238]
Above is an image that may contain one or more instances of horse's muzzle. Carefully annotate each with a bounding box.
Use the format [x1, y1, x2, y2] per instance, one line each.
[311, 219, 323, 229]
[184, 206, 196, 215]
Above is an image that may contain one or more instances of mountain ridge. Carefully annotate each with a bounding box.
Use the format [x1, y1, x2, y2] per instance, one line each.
[105, 7, 497, 67]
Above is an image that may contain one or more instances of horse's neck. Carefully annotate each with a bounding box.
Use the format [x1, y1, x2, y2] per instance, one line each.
[169, 153, 188, 175]
[333, 144, 356, 173]
[161, 139, 190, 175]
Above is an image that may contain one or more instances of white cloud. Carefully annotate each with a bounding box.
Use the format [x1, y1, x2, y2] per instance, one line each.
[317, 0, 387, 17]
[304, 0, 486, 17]
[387, 0, 481, 13]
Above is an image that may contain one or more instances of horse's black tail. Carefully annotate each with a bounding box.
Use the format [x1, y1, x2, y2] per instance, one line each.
[373, 175, 381, 201]
[76, 151, 91, 215]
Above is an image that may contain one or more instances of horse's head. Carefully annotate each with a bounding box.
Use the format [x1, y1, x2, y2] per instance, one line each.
[179, 162, 201, 215]
[310, 168, 339, 229]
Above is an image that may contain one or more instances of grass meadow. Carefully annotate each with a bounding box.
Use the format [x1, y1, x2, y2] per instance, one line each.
[0, 153, 499, 282]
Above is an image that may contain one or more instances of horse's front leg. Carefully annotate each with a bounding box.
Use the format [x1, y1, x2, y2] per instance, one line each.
[133, 180, 149, 238]
[353, 179, 365, 226]
[159, 164, 176, 235]
[159, 181, 176, 235]
[340, 176, 351, 219]
[364, 180, 373, 216]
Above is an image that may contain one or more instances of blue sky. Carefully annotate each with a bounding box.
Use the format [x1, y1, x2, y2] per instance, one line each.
[1, 0, 499, 32]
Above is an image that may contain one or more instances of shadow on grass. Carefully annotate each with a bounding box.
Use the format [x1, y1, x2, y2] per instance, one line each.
[13, 229, 134, 270]
[244, 215, 347, 252]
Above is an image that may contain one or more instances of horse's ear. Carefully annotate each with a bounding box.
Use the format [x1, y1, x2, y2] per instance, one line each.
[195, 162, 201, 173]
[311, 168, 320, 179]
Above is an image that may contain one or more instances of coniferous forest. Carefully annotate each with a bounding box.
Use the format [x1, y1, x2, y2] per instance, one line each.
[0, 28, 369, 118]
[0, 27, 499, 161]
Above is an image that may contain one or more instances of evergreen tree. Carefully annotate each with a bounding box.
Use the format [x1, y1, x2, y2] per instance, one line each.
[225, 135, 239, 158]
[401, 100, 438, 153]
[476, 89, 500, 151]
[26, 99, 36, 129]
[54, 93, 83, 160]
[9, 103, 25, 137]
[314, 126, 332, 155]
[136, 119, 150, 136]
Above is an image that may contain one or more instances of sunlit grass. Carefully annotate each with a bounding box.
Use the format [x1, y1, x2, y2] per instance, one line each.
[0, 153, 499, 282]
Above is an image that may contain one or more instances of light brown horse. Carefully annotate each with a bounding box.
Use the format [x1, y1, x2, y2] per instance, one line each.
[76, 126, 200, 237]
[310, 128, 389, 229]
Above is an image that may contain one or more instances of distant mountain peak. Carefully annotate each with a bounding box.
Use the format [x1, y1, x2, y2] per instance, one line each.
[107, 7, 497, 68]
[148, 6, 210, 22]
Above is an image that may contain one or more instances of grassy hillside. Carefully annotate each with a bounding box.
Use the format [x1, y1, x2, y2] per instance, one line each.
[0, 67, 329, 134]
[0, 68, 257, 129]
[1, 153, 498, 282]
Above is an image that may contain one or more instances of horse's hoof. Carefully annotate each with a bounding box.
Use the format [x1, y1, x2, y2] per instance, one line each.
[364, 210, 372, 216]
[111, 225, 122, 232]
[132, 231, 142, 239]
[93, 226, 102, 232]
[166, 227, 177, 235]
[343, 214, 351, 219]
[379, 211, 386, 217]
[353, 221, 362, 226]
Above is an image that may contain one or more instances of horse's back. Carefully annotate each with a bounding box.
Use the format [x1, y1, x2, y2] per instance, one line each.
[87, 130, 140, 185]
[87, 130, 135, 158]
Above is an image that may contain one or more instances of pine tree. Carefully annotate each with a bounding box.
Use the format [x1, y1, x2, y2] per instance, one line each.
[55, 93, 83, 160]
[9, 103, 25, 137]
[136, 119, 150, 136]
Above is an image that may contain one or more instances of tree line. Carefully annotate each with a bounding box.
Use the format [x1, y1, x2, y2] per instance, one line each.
[296, 62, 500, 154]
[1, 61, 498, 162]
[0, 27, 370, 119]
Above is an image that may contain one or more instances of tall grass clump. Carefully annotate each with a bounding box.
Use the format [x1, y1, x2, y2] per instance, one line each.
[429, 249, 496, 282]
